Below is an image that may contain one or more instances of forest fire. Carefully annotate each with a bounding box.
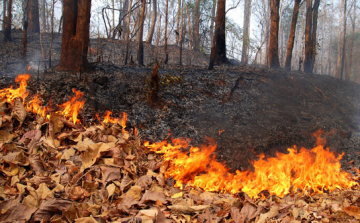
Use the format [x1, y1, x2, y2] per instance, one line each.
[145, 131, 358, 198]
[1, 74, 358, 199]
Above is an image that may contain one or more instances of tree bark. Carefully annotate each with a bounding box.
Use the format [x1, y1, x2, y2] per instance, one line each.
[268, 0, 280, 68]
[310, 0, 320, 72]
[284, 0, 301, 70]
[303, 0, 313, 73]
[40, 0, 46, 31]
[339, 0, 347, 79]
[336, 0, 344, 78]
[137, 0, 146, 66]
[176, 0, 181, 45]
[146, 0, 157, 43]
[194, 0, 200, 51]
[241, 0, 251, 65]
[346, 0, 356, 80]
[58, 0, 92, 71]
[209, 0, 216, 43]
[21, 0, 29, 64]
[164, 0, 169, 64]
[124, 0, 132, 64]
[209, 0, 227, 70]
[179, 0, 184, 65]
[28, 0, 40, 33]
[3, 0, 13, 42]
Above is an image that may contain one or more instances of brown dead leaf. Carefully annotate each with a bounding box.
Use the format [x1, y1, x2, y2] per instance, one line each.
[241, 202, 258, 222]
[37, 183, 54, 200]
[343, 206, 360, 219]
[0, 130, 15, 143]
[33, 198, 73, 221]
[125, 185, 142, 201]
[19, 129, 41, 144]
[80, 142, 111, 171]
[0, 196, 37, 222]
[100, 166, 121, 185]
[121, 173, 134, 192]
[256, 206, 279, 223]
[107, 183, 116, 198]
[140, 190, 168, 204]
[49, 114, 64, 137]
[62, 148, 76, 160]
[136, 175, 153, 190]
[74, 215, 98, 223]
[12, 97, 27, 124]
[29, 153, 46, 175]
[118, 196, 138, 213]
[231, 207, 245, 223]
[2, 151, 29, 166]
[70, 186, 90, 201]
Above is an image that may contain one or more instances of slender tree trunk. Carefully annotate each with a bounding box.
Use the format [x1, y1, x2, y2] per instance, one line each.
[137, 0, 146, 66]
[340, 0, 347, 79]
[186, 4, 192, 52]
[3, 0, 13, 42]
[28, 0, 40, 33]
[346, 0, 356, 80]
[21, 0, 29, 65]
[124, 0, 132, 64]
[49, 0, 55, 68]
[194, 0, 200, 51]
[40, 0, 46, 31]
[285, 0, 301, 70]
[146, 0, 157, 43]
[58, 0, 92, 71]
[310, 0, 320, 72]
[176, 0, 181, 45]
[2, 0, 6, 32]
[209, 0, 227, 69]
[241, 0, 251, 65]
[328, 0, 333, 75]
[336, 0, 344, 78]
[303, 0, 313, 73]
[268, 0, 280, 68]
[179, 0, 184, 65]
[164, 0, 169, 64]
[209, 0, 216, 43]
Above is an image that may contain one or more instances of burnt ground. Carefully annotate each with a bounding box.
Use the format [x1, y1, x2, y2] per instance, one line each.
[1, 30, 360, 172]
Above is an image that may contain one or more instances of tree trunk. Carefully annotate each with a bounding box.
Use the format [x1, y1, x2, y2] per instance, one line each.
[194, 0, 200, 51]
[208, 0, 227, 70]
[340, 0, 347, 79]
[186, 4, 192, 54]
[209, 0, 216, 43]
[137, 0, 146, 66]
[21, 0, 29, 64]
[268, 0, 280, 68]
[176, 0, 181, 45]
[241, 0, 251, 65]
[124, 0, 132, 64]
[346, 0, 356, 80]
[179, 0, 184, 65]
[310, 0, 320, 72]
[58, 0, 92, 71]
[28, 0, 40, 33]
[284, 0, 301, 70]
[164, 0, 169, 64]
[3, 0, 13, 42]
[336, 0, 344, 78]
[303, 0, 313, 73]
[146, 0, 157, 43]
[40, 0, 46, 31]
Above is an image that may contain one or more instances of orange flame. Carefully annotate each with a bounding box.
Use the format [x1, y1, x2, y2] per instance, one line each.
[26, 95, 48, 117]
[27, 66, 32, 71]
[57, 89, 85, 124]
[102, 110, 118, 124]
[145, 133, 357, 198]
[0, 74, 31, 102]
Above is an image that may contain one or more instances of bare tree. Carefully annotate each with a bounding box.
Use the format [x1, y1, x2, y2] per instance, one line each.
[268, 0, 280, 68]
[137, 0, 146, 66]
[146, 0, 157, 43]
[336, 0, 345, 78]
[176, 0, 181, 45]
[241, 0, 251, 65]
[40, 0, 46, 31]
[179, 0, 184, 65]
[285, 0, 302, 70]
[58, 0, 92, 71]
[209, 0, 227, 69]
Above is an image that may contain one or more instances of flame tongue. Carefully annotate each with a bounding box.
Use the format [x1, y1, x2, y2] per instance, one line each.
[58, 89, 85, 124]
[0, 74, 31, 102]
[146, 134, 357, 198]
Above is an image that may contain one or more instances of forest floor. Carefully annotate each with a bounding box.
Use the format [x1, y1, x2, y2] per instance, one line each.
[1, 30, 360, 222]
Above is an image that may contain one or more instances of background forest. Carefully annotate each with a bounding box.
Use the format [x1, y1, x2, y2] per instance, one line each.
[0, 0, 359, 81]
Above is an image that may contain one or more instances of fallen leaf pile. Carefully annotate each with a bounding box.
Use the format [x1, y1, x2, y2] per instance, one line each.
[1, 97, 360, 222]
